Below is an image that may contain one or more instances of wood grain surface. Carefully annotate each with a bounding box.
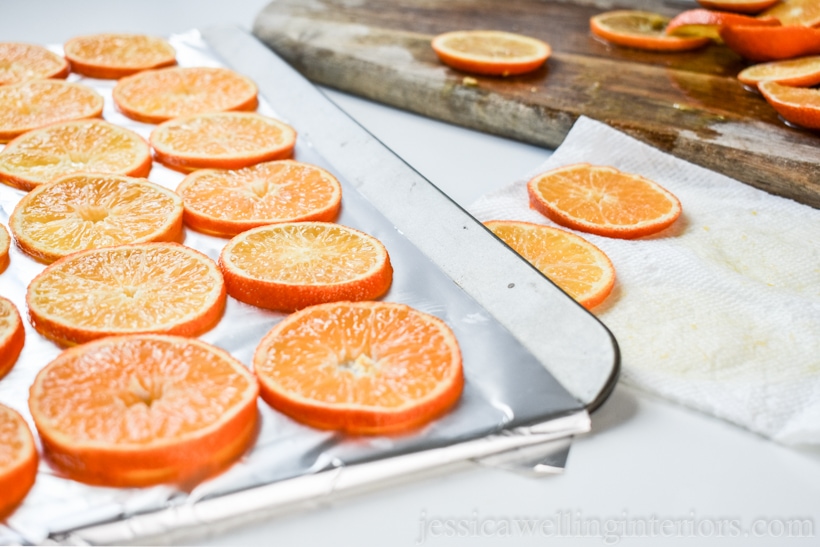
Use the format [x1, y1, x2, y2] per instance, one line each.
[252, 0, 820, 208]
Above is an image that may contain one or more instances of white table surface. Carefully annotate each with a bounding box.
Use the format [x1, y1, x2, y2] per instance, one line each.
[2, 2, 819, 546]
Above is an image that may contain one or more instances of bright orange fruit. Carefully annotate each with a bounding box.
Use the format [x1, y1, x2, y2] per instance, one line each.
[150, 112, 297, 172]
[527, 163, 682, 239]
[696, 0, 781, 14]
[10, 172, 184, 264]
[0, 223, 9, 272]
[0, 296, 25, 380]
[219, 222, 393, 312]
[431, 30, 551, 76]
[758, 80, 820, 128]
[176, 160, 342, 237]
[0, 403, 38, 520]
[28, 334, 259, 487]
[760, 0, 820, 27]
[253, 301, 463, 434]
[484, 220, 616, 309]
[590, 10, 712, 51]
[63, 33, 177, 79]
[720, 24, 820, 61]
[0, 42, 69, 85]
[27, 242, 226, 346]
[0, 79, 103, 143]
[737, 55, 820, 87]
[666, 9, 781, 41]
[112, 66, 258, 124]
[0, 119, 152, 191]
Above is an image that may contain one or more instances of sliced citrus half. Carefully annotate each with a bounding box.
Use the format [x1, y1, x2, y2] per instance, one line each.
[253, 301, 463, 434]
[696, 0, 781, 14]
[484, 220, 616, 309]
[527, 163, 682, 239]
[0, 42, 69, 86]
[219, 222, 393, 312]
[0, 223, 9, 272]
[590, 10, 712, 51]
[10, 172, 184, 264]
[761, 0, 820, 27]
[27, 242, 226, 346]
[112, 66, 258, 124]
[738, 55, 820, 86]
[666, 9, 780, 41]
[0, 119, 152, 191]
[720, 24, 820, 61]
[0, 296, 25, 380]
[0, 79, 103, 143]
[63, 33, 177, 79]
[431, 30, 551, 76]
[29, 334, 259, 487]
[176, 159, 342, 237]
[0, 403, 38, 520]
[758, 80, 820, 128]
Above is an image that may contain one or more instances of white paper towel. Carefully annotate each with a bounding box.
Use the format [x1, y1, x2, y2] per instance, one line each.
[469, 116, 820, 446]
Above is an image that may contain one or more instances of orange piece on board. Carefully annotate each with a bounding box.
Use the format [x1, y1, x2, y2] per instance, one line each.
[696, 0, 781, 15]
[0, 403, 38, 520]
[10, 172, 183, 264]
[112, 66, 258, 124]
[0, 42, 69, 86]
[431, 30, 551, 76]
[27, 242, 226, 346]
[484, 220, 616, 310]
[527, 163, 682, 239]
[666, 9, 780, 41]
[28, 334, 259, 487]
[720, 24, 820, 62]
[0, 79, 103, 143]
[760, 0, 820, 27]
[0, 296, 25, 380]
[590, 10, 712, 51]
[737, 55, 820, 87]
[758, 80, 820, 128]
[63, 33, 176, 79]
[253, 301, 464, 434]
[0, 223, 9, 272]
[150, 112, 296, 172]
[0, 119, 152, 191]
[176, 159, 342, 237]
[219, 222, 393, 312]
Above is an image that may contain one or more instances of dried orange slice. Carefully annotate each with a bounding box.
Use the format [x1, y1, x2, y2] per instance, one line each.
[0, 79, 103, 143]
[666, 9, 780, 41]
[431, 30, 551, 76]
[253, 301, 463, 434]
[150, 112, 296, 173]
[484, 220, 616, 309]
[761, 0, 820, 27]
[63, 33, 176, 79]
[27, 242, 226, 346]
[738, 55, 820, 87]
[0, 42, 69, 85]
[758, 80, 820, 128]
[0, 403, 38, 520]
[696, 0, 781, 14]
[590, 10, 712, 51]
[0, 296, 25, 380]
[10, 173, 184, 264]
[112, 66, 258, 124]
[527, 163, 682, 239]
[176, 160, 342, 237]
[0, 119, 152, 191]
[0, 223, 9, 272]
[29, 334, 259, 487]
[720, 25, 820, 61]
[219, 222, 393, 312]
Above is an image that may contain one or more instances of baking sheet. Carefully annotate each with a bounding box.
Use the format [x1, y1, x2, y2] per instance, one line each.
[0, 28, 612, 545]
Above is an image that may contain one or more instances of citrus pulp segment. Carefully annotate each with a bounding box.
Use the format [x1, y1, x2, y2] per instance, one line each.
[26, 242, 226, 346]
[696, 0, 781, 14]
[760, 0, 820, 27]
[10, 173, 184, 264]
[63, 33, 177, 79]
[0, 403, 38, 520]
[0, 119, 152, 191]
[0, 42, 69, 86]
[758, 80, 820, 128]
[219, 222, 393, 312]
[0, 296, 25, 380]
[28, 334, 259, 487]
[590, 10, 712, 51]
[0, 223, 9, 272]
[431, 30, 551, 76]
[176, 160, 342, 237]
[527, 163, 682, 239]
[112, 66, 258, 124]
[737, 55, 820, 87]
[665, 9, 781, 41]
[0, 79, 103, 143]
[253, 301, 464, 434]
[484, 220, 616, 309]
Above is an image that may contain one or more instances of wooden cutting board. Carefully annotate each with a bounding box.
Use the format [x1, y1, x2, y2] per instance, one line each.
[252, 0, 820, 208]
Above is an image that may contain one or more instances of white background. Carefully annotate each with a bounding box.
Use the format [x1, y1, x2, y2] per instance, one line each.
[1, 1, 819, 545]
